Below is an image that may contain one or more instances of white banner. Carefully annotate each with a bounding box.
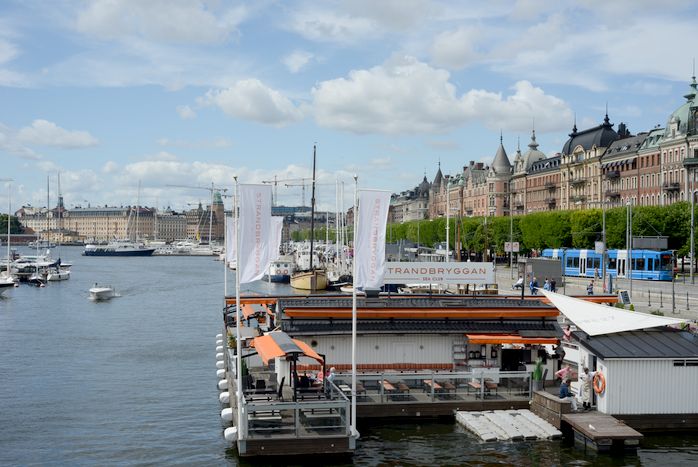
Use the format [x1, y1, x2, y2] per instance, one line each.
[383, 262, 495, 285]
[354, 190, 391, 289]
[238, 184, 272, 284]
[225, 216, 236, 265]
[269, 216, 284, 263]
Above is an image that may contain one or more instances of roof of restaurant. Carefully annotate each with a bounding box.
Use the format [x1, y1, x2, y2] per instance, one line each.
[575, 328, 698, 359]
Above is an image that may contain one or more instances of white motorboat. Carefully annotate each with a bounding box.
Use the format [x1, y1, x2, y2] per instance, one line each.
[89, 284, 117, 301]
[264, 255, 296, 282]
[0, 275, 16, 296]
[83, 240, 155, 256]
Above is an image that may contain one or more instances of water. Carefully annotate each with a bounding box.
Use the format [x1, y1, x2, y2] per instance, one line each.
[1, 246, 697, 466]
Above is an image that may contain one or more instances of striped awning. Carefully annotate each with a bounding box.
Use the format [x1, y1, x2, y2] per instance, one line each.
[252, 331, 324, 365]
[465, 334, 559, 345]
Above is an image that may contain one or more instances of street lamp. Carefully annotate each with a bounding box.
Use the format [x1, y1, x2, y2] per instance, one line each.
[688, 187, 698, 284]
[446, 178, 450, 263]
[626, 199, 633, 298]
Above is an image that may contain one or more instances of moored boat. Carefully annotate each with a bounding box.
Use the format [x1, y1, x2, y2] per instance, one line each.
[83, 240, 155, 256]
[290, 269, 328, 290]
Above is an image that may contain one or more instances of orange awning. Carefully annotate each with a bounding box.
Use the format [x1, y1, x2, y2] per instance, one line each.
[251, 332, 324, 366]
[241, 304, 260, 319]
[466, 334, 559, 345]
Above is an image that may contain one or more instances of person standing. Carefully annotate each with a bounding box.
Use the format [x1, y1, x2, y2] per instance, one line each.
[579, 367, 595, 410]
[550, 277, 557, 293]
[586, 280, 594, 295]
[543, 278, 550, 291]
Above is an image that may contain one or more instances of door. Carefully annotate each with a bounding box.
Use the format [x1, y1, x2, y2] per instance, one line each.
[579, 250, 587, 276]
[617, 250, 627, 278]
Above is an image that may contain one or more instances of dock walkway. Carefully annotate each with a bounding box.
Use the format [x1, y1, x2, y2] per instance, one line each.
[561, 412, 643, 453]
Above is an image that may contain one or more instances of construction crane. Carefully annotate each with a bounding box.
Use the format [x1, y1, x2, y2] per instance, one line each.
[166, 182, 229, 243]
[261, 176, 309, 206]
[283, 180, 335, 208]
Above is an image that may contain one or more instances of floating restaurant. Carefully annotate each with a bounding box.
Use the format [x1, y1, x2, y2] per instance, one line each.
[216, 291, 620, 457]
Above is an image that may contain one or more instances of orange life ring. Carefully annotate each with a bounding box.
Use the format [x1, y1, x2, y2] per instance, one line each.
[593, 372, 606, 394]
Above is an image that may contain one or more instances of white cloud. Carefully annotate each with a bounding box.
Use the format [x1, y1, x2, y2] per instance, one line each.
[102, 161, 119, 174]
[0, 38, 19, 65]
[288, 9, 377, 44]
[369, 157, 393, 169]
[157, 137, 232, 149]
[200, 79, 303, 126]
[145, 151, 179, 161]
[1, 124, 40, 159]
[74, 0, 247, 45]
[17, 120, 98, 148]
[429, 27, 483, 69]
[283, 50, 314, 73]
[311, 56, 571, 134]
[176, 105, 196, 119]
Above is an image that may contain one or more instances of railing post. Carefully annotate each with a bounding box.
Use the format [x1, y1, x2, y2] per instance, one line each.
[648, 290, 651, 307]
[480, 373, 485, 400]
[295, 406, 300, 437]
[660, 290, 663, 308]
[687, 291, 690, 311]
[379, 373, 384, 403]
[430, 371, 435, 401]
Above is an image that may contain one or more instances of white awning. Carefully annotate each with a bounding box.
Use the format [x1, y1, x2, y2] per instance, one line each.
[540, 289, 688, 336]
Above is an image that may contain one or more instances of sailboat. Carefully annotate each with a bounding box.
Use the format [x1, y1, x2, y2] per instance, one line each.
[47, 174, 70, 281]
[1, 181, 17, 296]
[290, 145, 327, 291]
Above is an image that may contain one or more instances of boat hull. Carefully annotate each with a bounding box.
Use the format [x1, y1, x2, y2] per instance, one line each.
[46, 270, 70, 281]
[89, 288, 116, 300]
[83, 248, 155, 257]
[290, 270, 328, 291]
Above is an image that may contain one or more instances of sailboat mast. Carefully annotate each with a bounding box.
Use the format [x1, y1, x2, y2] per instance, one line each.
[309, 144, 317, 270]
[136, 181, 141, 242]
[46, 176, 50, 245]
[6, 182, 11, 276]
[209, 182, 214, 244]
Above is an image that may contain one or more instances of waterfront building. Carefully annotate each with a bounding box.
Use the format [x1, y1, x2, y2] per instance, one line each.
[184, 192, 224, 242]
[62, 206, 155, 242]
[600, 130, 647, 208]
[389, 176, 430, 223]
[636, 127, 664, 207]
[155, 210, 187, 242]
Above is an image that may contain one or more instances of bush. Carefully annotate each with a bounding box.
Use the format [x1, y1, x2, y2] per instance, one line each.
[629, 304, 635, 311]
[650, 310, 665, 316]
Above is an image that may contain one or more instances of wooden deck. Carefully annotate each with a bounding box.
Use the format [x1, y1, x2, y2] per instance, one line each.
[561, 412, 643, 453]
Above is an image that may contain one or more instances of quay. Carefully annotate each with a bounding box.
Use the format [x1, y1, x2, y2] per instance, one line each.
[562, 412, 642, 453]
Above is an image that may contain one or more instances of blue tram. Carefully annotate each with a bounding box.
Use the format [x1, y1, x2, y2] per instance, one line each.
[541, 248, 673, 281]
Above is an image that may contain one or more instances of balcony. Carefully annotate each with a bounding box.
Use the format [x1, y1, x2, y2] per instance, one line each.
[545, 197, 556, 206]
[571, 178, 585, 186]
[544, 182, 556, 191]
[683, 157, 698, 168]
[605, 190, 620, 198]
[662, 182, 680, 192]
[605, 170, 620, 179]
[571, 195, 586, 203]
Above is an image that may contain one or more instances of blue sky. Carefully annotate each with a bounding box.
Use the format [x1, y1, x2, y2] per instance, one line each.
[2, 0, 697, 213]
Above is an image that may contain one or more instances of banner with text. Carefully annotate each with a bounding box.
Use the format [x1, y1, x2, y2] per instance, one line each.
[383, 262, 495, 285]
[225, 216, 237, 265]
[238, 184, 272, 284]
[269, 216, 284, 263]
[354, 190, 391, 289]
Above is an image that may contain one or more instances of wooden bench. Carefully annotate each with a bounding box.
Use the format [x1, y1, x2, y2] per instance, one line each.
[423, 379, 442, 393]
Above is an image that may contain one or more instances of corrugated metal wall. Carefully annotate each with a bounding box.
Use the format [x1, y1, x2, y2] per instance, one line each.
[600, 359, 698, 415]
[306, 334, 452, 366]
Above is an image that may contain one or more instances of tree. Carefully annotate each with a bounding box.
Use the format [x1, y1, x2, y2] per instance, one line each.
[0, 214, 22, 234]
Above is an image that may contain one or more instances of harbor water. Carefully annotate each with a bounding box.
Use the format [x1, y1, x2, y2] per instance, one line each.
[2, 246, 698, 466]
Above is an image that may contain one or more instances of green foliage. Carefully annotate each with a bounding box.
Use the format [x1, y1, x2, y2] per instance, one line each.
[629, 304, 635, 311]
[0, 215, 22, 234]
[650, 310, 664, 316]
[532, 358, 544, 381]
[380, 202, 695, 254]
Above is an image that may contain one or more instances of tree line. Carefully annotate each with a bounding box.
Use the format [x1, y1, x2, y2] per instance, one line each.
[0, 215, 22, 234]
[293, 202, 696, 257]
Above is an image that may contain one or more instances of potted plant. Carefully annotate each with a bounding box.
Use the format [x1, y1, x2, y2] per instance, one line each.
[531, 358, 544, 391]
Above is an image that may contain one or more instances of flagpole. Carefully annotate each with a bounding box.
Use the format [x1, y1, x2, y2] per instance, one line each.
[351, 174, 358, 435]
[234, 176, 243, 440]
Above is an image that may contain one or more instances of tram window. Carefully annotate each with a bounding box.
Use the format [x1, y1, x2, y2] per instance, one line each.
[573, 257, 579, 268]
[647, 259, 654, 271]
[608, 258, 617, 269]
[635, 258, 645, 270]
[567, 257, 574, 268]
[587, 258, 594, 269]
[660, 254, 672, 270]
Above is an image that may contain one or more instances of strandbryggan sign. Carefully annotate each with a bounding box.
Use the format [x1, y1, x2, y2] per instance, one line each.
[383, 262, 495, 285]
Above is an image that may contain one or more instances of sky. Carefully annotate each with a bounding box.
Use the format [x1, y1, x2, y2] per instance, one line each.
[2, 0, 698, 213]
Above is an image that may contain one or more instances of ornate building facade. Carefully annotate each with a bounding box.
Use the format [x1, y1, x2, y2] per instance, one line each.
[415, 76, 698, 221]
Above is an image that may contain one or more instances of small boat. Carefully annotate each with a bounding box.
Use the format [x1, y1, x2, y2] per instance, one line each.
[83, 240, 155, 257]
[89, 284, 117, 301]
[46, 268, 71, 281]
[339, 284, 365, 295]
[0, 275, 17, 296]
[27, 273, 46, 287]
[290, 269, 328, 291]
[265, 256, 296, 283]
